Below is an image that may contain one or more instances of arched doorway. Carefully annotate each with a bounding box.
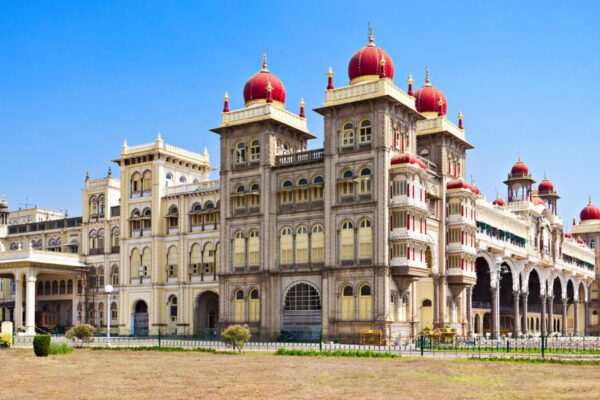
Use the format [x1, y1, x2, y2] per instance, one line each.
[472, 257, 492, 335]
[167, 295, 178, 336]
[527, 270, 541, 334]
[282, 283, 322, 341]
[551, 277, 562, 334]
[132, 300, 149, 336]
[498, 263, 515, 335]
[195, 291, 219, 339]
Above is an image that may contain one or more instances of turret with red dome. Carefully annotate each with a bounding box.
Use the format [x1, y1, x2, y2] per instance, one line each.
[414, 68, 447, 116]
[348, 26, 394, 85]
[537, 175, 560, 214]
[580, 198, 600, 222]
[504, 157, 535, 203]
[243, 53, 286, 107]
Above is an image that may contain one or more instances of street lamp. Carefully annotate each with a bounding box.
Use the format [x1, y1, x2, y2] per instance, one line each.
[104, 284, 114, 346]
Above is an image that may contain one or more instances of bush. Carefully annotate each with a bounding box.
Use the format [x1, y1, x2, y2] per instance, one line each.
[1, 332, 12, 348]
[66, 324, 96, 347]
[48, 342, 73, 355]
[221, 325, 251, 352]
[33, 335, 51, 357]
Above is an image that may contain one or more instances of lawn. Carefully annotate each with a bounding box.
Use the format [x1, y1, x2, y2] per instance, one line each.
[1, 349, 599, 399]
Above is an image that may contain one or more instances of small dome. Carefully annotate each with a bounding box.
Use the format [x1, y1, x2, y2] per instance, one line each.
[580, 199, 600, 222]
[348, 27, 394, 84]
[532, 196, 545, 206]
[510, 159, 529, 177]
[538, 178, 554, 193]
[243, 54, 286, 107]
[493, 197, 506, 206]
[414, 68, 447, 116]
[390, 153, 426, 170]
[577, 237, 585, 245]
[564, 232, 573, 239]
[469, 183, 481, 196]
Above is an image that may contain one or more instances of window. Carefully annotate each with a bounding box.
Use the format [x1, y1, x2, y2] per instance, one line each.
[142, 170, 152, 193]
[233, 185, 246, 210]
[358, 285, 372, 321]
[98, 229, 105, 250]
[248, 230, 260, 266]
[249, 289, 260, 322]
[234, 231, 246, 268]
[203, 242, 215, 274]
[141, 248, 152, 277]
[59, 280, 66, 294]
[167, 246, 178, 278]
[67, 279, 73, 294]
[89, 230, 98, 250]
[358, 168, 372, 195]
[280, 227, 293, 265]
[130, 209, 141, 233]
[295, 226, 309, 264]
[313, 176, 324, 200]
[167, 205, 179, 228]
[448, 199, 461, 216]
[97, 267, 105, 287]
[341, 286, 354, 321]
[341, 122, 354, 148]
[248, 183, 260, 209]
[358, 219, 372, 259]
[111, 302, 118, 321]
[236, 142, 246, 165]
[131, 172, 141, 194]
[391, 210, 407, 229]
[130, 248, 141, 281]
[296, 178, 308, 203]
[234, 290, 245, 322]
[311, 224, 324, 263]
[280, 180, 293, 205]
[340, 221, 354, 261]
[179, 176, 187, 184]
[111, 227, 120, 248]
[111, 266, 119, 285]
[339, 170, 354, 199]
[250, 139, 260, 162]
[190, 243, 202, 274]
[142, 208, 152, 230]
[391, 242, 407, 258]
[359, 119, 372, 144]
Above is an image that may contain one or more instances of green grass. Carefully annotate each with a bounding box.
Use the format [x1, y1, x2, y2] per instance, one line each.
[48, 342, 73, 355]
[422, 345, 600, 355]
[91, 346, 217, 353]
[275, 348, 401, 358]
[469, 356, 600, 366]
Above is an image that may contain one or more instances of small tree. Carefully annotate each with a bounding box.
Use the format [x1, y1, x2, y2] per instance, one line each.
[33, 335, 51, 356]
[66, 324, 96, 348]
[221, 324, 251, 352]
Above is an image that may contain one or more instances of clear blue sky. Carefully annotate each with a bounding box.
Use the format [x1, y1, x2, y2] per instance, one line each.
[1, 1, 599, 228]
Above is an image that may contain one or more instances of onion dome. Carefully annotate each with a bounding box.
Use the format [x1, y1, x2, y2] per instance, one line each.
[469, 183, 481, 195]
[538, 178, 554, 193]
[391, 153, 426, 170]
[0, 195, 7, 210]
[348, 26, 394, 85]
[577, 238, 585, 245]
[564, 232, 573, 239]
[510, 159, 529, 176]
[243, 53, 286, 107]
[580, 198, 600, 221]
[493, 197, 506, 206]
[414, 68, 447, 116]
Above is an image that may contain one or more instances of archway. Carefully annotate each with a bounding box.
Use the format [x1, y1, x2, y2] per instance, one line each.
[526, 269, 541, 333]
[282, 283, 322, 341]
[167, 295, 178, 336]
[498, 263, 515, 334]
[472, 257, 492, 334]
[132, 300, 149, 336]
[567, 280, 575, 334]
[195, 291, 219, 339]
[551, 277, 562, 334]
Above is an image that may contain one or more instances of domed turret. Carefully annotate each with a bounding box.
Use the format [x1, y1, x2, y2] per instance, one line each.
[390, 153, 426, 170]
[243, 53, 286, 107]
[510, 159, 529, 177]
[580, 198, 600, 222]
[538, 178, 554, 193]
[414, 68, 447, 116]
[348, 26, 394, 85]
[493, 197, 506, 207]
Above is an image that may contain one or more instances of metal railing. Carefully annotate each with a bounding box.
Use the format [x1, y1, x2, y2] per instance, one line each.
[275, 149, 324, 167]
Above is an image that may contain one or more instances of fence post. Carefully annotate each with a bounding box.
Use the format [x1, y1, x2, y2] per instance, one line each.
[420, 336, 424, 357]
[158, 329, 161, 348]
[541, 334, 545, 359]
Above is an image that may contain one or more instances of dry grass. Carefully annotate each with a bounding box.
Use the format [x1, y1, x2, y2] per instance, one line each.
[1, 349, 599, 399]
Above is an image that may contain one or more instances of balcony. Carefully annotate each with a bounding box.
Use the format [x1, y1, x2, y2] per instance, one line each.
[446, 267, 477, 286]
[447, 214, 477, 227]
[446, 243, 477, 256]
[390, 228, 431, 244]
[165, 179, 220, 196]
[390, 195, 429, 213]
[390, 257, 429, 279]
[88, 248, 104, 256]
[275, 148, 324, 168]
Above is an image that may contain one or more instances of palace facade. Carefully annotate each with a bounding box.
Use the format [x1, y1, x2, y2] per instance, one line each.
[1, 29, 599, 341]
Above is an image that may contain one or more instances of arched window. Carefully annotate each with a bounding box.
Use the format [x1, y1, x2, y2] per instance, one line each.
[111, 265, 119, 286]
[358, 218, 373, 260]
[203, 242, 215, 274]
[311, 225, 325, 263]
[59, 280, 66, 294]
[312, 175, 324, 200]
[98, 195, 105, 217]
[235, 142, 246, 165]
[233, 184, 246, 210]
[142, 170, 152, 193]
[130, 172, 141, 195]
[89, 195, 98, 217]
[98, 229, 105, 250]
[166, 172, 173, 181]
[111, 227, 120, 248]
[341, 285, 354, 321]
[280, 180, 293, 205]
[280, 227, 293, 265]
[179, 176, 187, 184]
[190, 243, 202, 275]
[340, 221, 354, 261]
[339, 170, 354, 199]
[37, 281, 43, 295]
[167, 246, 178, 278]
[358, 167, 372, 195]
[295, 226, 309, 264]
[111, 302, 118, 321]
[167, 204, 179, 229]
[341, 122, 354, 148]
[358, 284, 372, 321]
[250, 139, 260, 163]
[215, 242, 221, 274]
[249, 289, 260, 322]
[44, 281, 51, 295]
[296, 178, 309, 203]
[142, 208, 152, 230]
[98, 302, 105, 326]
[141, 248, 151, 277]
[67, 279, 73, 294]
[248, 183, 260, 209]
[89, 230, 98, 250]
[234, 290, 245, 322]
[52, 280, 59, 295]
[130, 248, 141, 281]
[359, 119, 372, 144]
[233, 231, 246, 268]
[130, 209, 141, 234]
[97, 266, 105, 287]
[248, 230, 260, 267]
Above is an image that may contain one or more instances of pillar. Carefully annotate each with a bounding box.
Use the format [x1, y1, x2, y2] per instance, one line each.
[521, 291, 529, 335]
[25, 272, 37, 335]
[512, 290, 521, 336]
[584, 301, 590, 336]
[573, 300, 580, 336]
[466, 286, 473, 336]
[547, 296, 554, 334]
[432, 274, 439, 327]
[14, 273, 23, 329]
[540, 294, 547, 336]
[490, 286, 500, 338]
[561, 298, 568, 336]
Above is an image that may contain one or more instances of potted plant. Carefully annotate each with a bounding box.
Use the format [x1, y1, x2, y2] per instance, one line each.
[0, 332, 12, 349]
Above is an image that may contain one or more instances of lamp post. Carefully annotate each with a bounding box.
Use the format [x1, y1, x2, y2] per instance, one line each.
[104, 284, 114, 346]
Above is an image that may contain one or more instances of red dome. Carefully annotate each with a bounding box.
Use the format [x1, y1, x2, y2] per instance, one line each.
[414, 69, 447, 116]
[469, 183, 481, 195]
[580, 200, 600, 221]
[564, 232, 573, 239]
[538, 178, 554, 193]
[577, 238, 585, 244]
[493, 197, 506, 206]
[391, 153, 426, 169]
[348, 28, 394, 84]
[243, 54, 286, 106]
[510, 160, 529, 176]
[532, 196, 545, 206]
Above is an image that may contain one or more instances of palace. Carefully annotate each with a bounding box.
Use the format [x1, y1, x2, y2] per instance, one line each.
[1, 28, 599, 341]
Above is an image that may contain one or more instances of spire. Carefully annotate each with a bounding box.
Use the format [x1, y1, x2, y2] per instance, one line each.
[327, 66, 334, 90]
[379, 56, 387, 78]
[266, 82, 273, 103]
[122, 139, 128, 153]
[368, 23, 375, 46]
[223, 91, 230, 113]
[425, 66, 431, 86]
[107, 167, 112, 178]
[407, 74, 414, 96]
[299, 98, 305, 118]
[156, 131, 164, 147]
[458, 111, 463, 129]
[85, 171, 90, 181]
[262, 52, 268, 71]
[590, 195, 593, 205]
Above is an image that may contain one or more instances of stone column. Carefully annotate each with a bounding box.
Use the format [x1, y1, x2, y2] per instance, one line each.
[490, 286, 499, 338]
[25, 271, 37, 335]
[521, 291, 529, 335]
[561, 298, 568, 336]
[512, 290, 521, 336]
[14, 273, 23, 329]
[584, 301, 590, 336]
[540, 294, 547, 336]
[466, 286, 473, 336]
[573, 300, 580, 336]
[547, 296, 554, 334]
[432, 274, 439, 327]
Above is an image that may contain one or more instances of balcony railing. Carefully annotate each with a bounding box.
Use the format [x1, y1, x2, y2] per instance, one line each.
[275, 148, 324, 168]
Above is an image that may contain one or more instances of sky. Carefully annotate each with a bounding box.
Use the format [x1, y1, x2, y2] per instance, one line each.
[1, 1, 599, 228]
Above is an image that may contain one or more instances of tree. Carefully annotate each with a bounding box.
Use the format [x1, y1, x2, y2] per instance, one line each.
[66, 324, 96, 347]
[221, 324, 251, 352]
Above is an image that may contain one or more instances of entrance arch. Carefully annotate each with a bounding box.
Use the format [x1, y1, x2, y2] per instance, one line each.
[282, 283, 322, 341]
[195, 291, 219, 338]
[132, 300, 149, 336]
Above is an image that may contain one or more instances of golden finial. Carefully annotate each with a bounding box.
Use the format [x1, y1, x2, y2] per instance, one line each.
[407, 74, 413, 84]
[458, 111, 463, 119]
[328, 66, 334, 77]
[266, 82, 272, 92]
[224, 91, 229, 101]
[425, 66, 431, 86]
[300, 97, 305, 107]
[262, 52, 268, 71]
[368, 24, 375, 46]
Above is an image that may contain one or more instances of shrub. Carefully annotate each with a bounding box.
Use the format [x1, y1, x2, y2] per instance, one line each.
[48, 342, 74, 355]
[66, 324, 96, 347]
[1, 332, 12, 347]
[33, 335, 51, 357]
[221, 324, 251, 352]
